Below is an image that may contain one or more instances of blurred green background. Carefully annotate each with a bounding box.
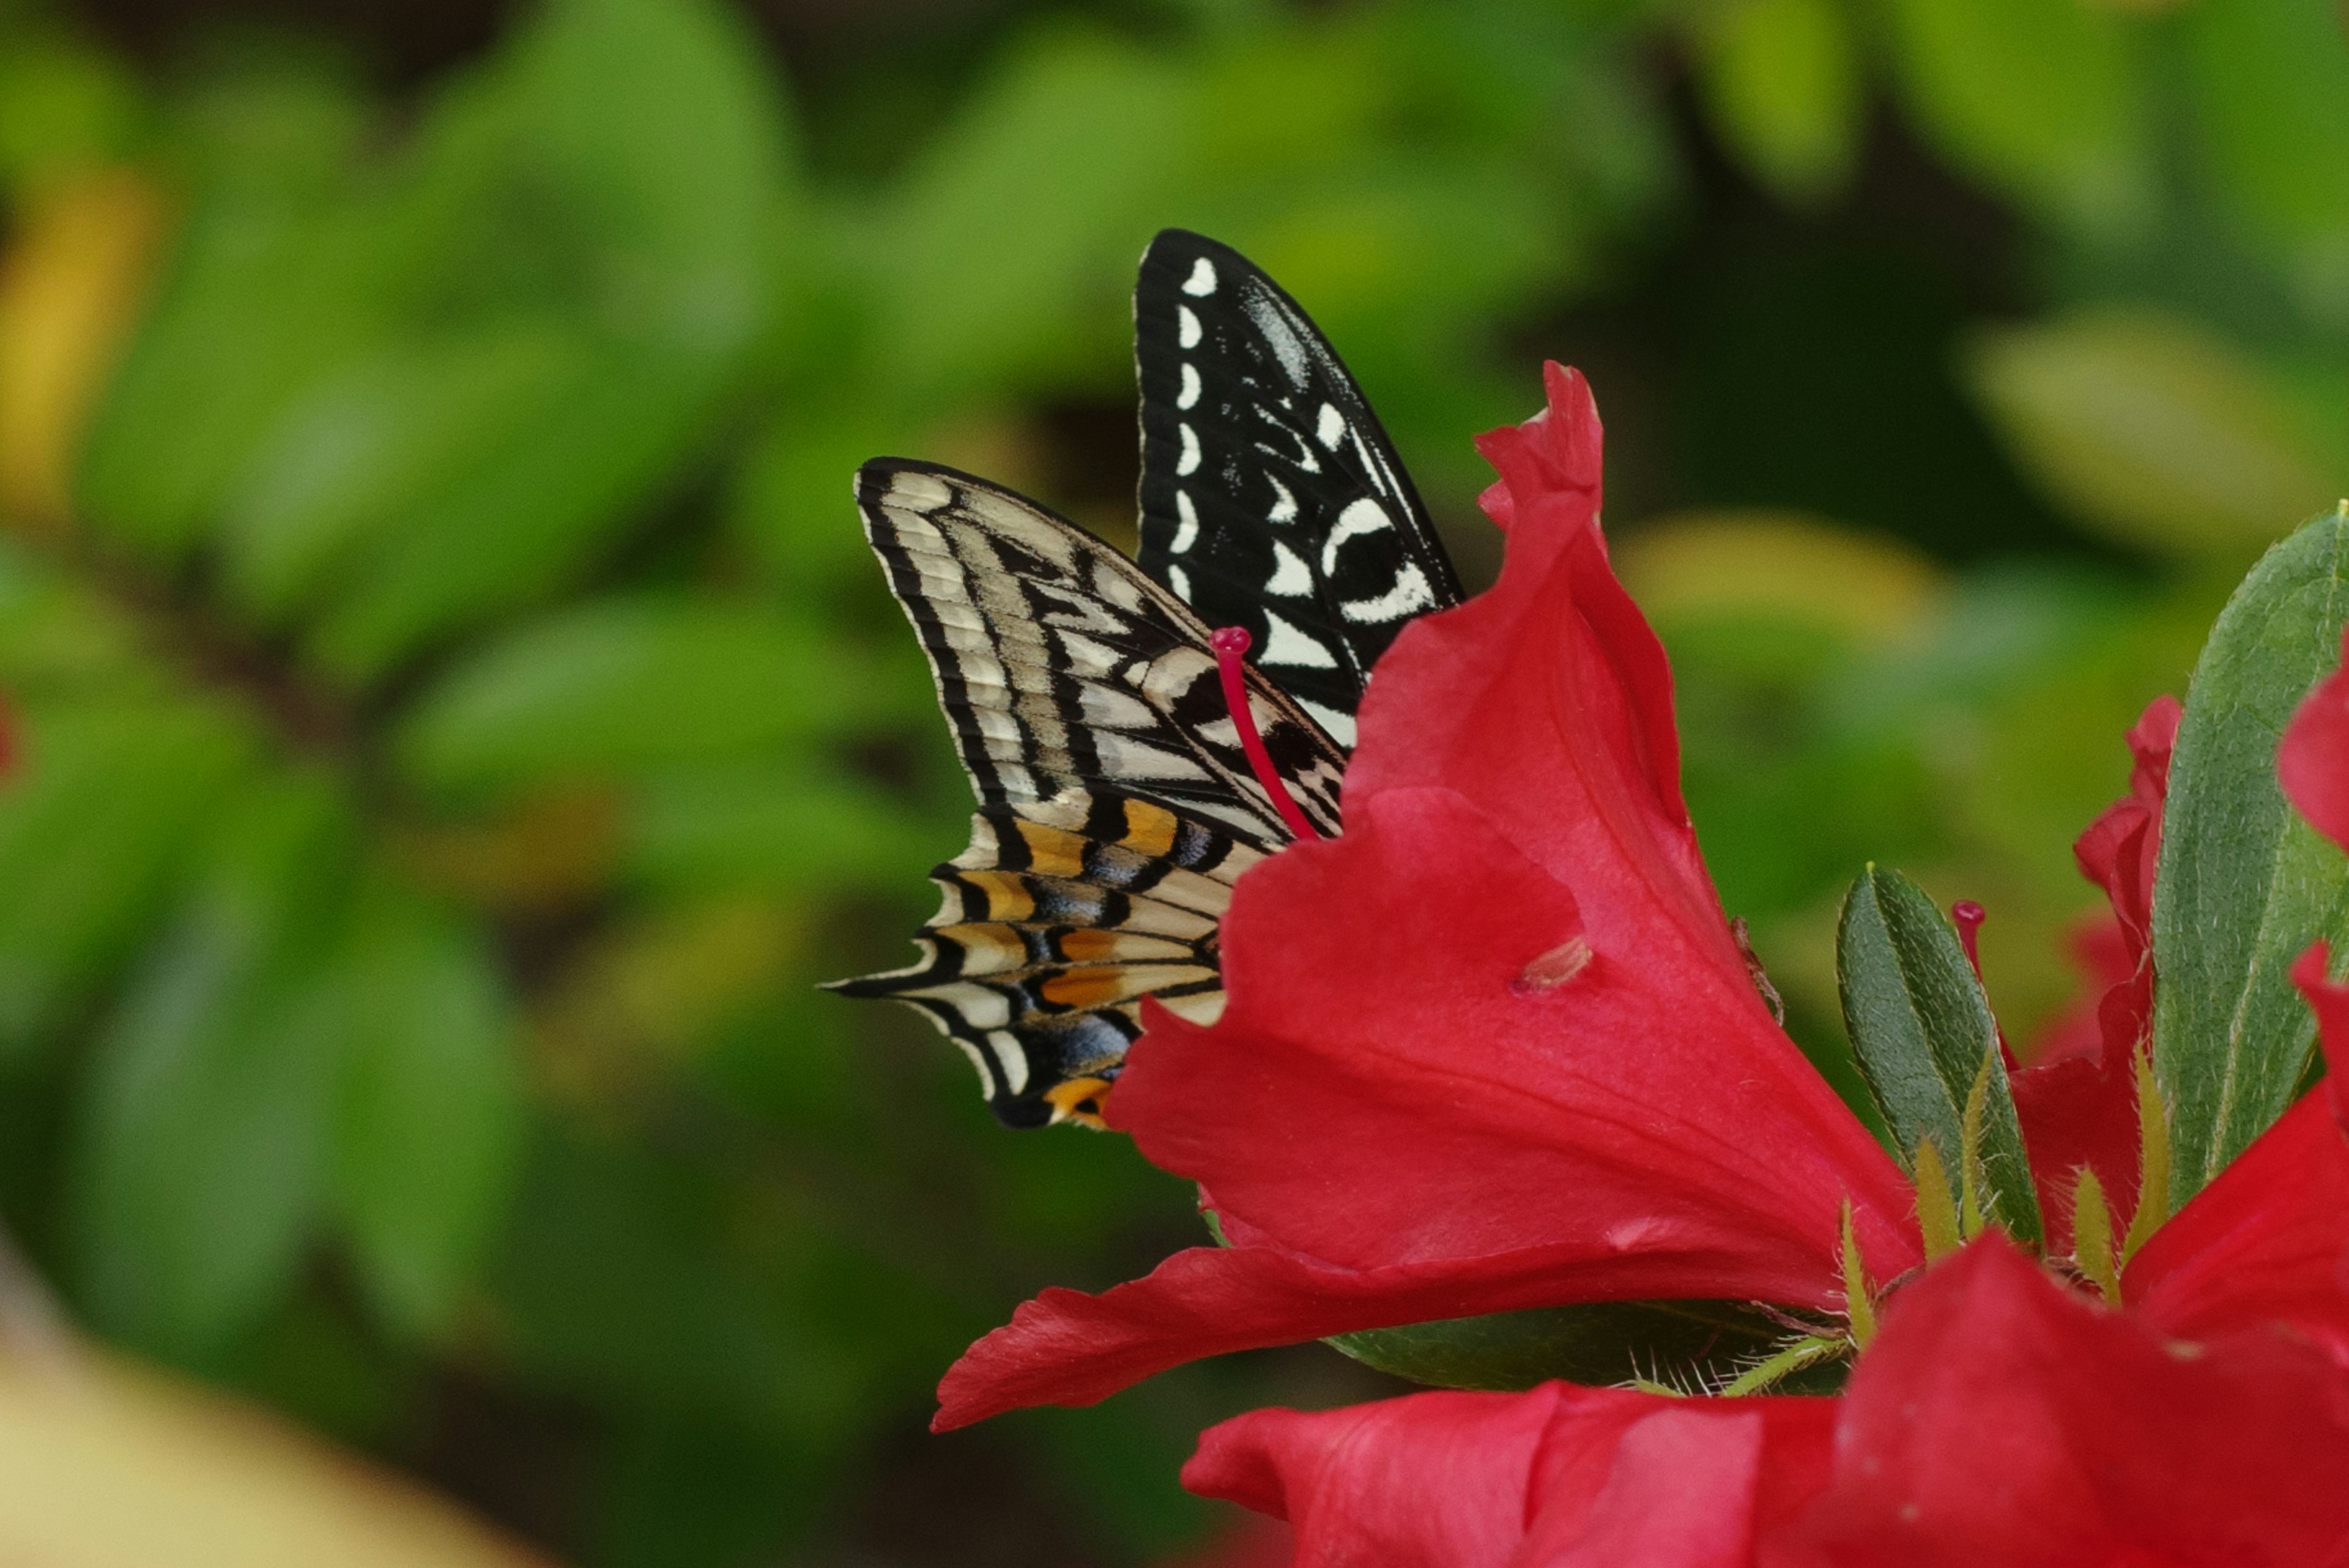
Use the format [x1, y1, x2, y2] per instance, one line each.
[0, 0, 2343, 1562]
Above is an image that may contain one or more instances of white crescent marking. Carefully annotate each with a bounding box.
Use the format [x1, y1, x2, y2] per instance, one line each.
[1171, 489, 1198, 552]
[1322, 496, 1393, 574]
[1177, 423, 1201, 475]
[1267, 476, 1297, 523]
[1265, 540, 1312, 595]
[1316, 403, 1346, 450]
[1258, 609, 1338, 669]
[1341, 562, 1438, 624]
[1178, 363, 1201, 410]
[1178, 306, 1201, 349]
[1182, 257, 1217, 295]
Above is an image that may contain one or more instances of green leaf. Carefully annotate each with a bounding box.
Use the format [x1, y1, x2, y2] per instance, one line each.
[625, 767, 947, 896]
[1965, 310, 2341, 561]
[2151, 508, 2349, 1203]
[0, 699, 254, 1048]
[2185, 0, 2349, 317]
[329, 888, 521, 1339]
[1876, 0, 2148, 231]
[1688, 0, 1861, 208]
[71, 775, 357, 1362]
[869, 29, 1188, 404]
[502, 0, 790, 330]
[1835, 864, 2041, 1246]
[75, 186, 397, 555]
[300, 343, 730, 679]
[396, 600, 888, 798]
[1328, 1301, 1836, 1394]
[216, 321, 592, 624]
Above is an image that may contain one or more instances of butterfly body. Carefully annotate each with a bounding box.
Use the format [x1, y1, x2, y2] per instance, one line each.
[833, 234, 1463, 1127]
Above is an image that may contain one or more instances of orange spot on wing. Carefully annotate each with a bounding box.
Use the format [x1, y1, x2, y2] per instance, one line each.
[1045, 1076, 1113, 1128]
[960, 871, 1036, 921]
[1039, 967, 1132, 1010]
[1119, 798, 1178, 858]
[1014, 819, 1089, 878]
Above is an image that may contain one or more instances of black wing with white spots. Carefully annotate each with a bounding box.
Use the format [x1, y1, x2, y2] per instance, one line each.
[828, 459, 1346, 1126]
[1134, 229, 1466, 748]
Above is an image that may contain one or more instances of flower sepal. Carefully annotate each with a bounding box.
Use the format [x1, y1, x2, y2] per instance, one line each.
[1836, 864, 2043, 1247]
[1325, 1298, 1847, 1396]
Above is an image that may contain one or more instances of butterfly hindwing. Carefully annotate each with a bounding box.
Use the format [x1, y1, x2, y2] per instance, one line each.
[1134, 228, 1467, 747]
[834, 459, 1345, 1124]
[830, 789, 1259, 1128]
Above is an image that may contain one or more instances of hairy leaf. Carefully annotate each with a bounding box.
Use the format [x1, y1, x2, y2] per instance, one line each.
[1836, 864, 2041, 1246]
[2152, 508, 2349, 1203]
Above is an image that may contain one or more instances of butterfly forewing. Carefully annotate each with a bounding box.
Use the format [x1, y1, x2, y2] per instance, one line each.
[1134, 229, 1466, 748]
[833, 459, 1345, 1126]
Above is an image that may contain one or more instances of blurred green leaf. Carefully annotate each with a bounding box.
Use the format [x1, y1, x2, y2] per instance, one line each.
[1877, 0, 2149, 231]
[72, 775, 357, 1362]
[867, 28, 1187, 404]
[0, 699, 254, 1046]
[398, 599, 887, 798]
[0, 31, 145, 196]
[1689, 0, 1861, 207]
[329, 888, 520, 1339]
[2152, 508, 2349, 1205]
[626, 767, 944, 895]
[2186, 0, 2349, 319]
[302, 346, 731, 678]
[75, 185, 398, 555]
[1966, 309, 2342, 560]
[217, 322, 594, 625]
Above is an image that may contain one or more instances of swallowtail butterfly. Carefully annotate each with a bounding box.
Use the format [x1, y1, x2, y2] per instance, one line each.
[831, 231, 1465, 1126]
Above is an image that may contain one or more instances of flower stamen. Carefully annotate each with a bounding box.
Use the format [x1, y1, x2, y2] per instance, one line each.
[1210, 626, 1323, 841]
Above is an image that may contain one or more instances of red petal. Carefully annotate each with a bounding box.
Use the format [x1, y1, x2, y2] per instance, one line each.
[937, 1221, 1836, 1432]
[1184, 1386, 1562, 1566]
[1359, 363, 1729, 985]
[2280, 626, 2349, 850]
[2058, 694, 2180, 1070]
[2009, 1047, 2139, 1258]
[2124, 945, 2349, 1357]
[2022, 913, 2129, 1067]
[1184, 1383, 1833, 1568]
[1798, 1238, 2349, 1566]
[1119, 789, 1914, 1278]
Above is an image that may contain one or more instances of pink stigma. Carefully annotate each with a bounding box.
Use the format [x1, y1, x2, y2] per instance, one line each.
[1951, 900, 1987, 979]
[1209, 627, 1323, 841]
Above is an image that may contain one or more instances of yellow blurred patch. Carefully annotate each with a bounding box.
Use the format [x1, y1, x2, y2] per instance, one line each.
[1612, 509, 1943, 645]
[387, 789, 622, 913]
[0, 1334, 555, 1567]
[530, 897, 803, 1110]
[0, 169, 170, 527]
[1966, 308, 2341, 560]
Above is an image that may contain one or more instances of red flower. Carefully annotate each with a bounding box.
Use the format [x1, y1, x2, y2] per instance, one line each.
[1190, 1237, 2349, 1568]
[2005, 697, 2177, 1257]
[937, 365, 1921, 1429]
[936, 366, 2349, 1432]
[1173, 596, 2349, 1564]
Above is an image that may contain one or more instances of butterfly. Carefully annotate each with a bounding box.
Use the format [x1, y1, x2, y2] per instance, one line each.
[829, 231, 1466, 1127]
